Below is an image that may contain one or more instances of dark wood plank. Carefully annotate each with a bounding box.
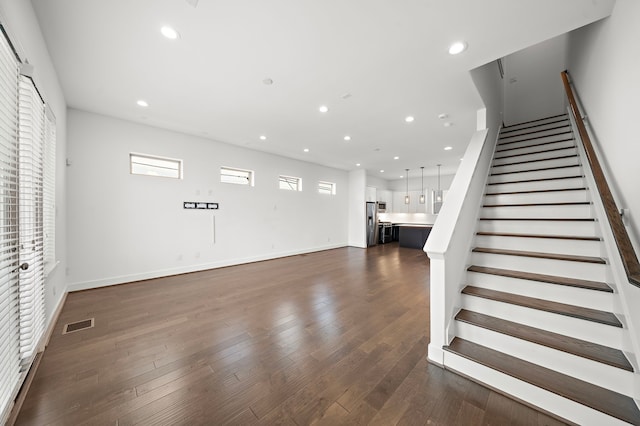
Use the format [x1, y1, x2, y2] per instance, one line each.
[483, 201, 590, 208]
[461, 286, 622, 327]
[486, 175, 584, 186]
[501, 115, 568, 132]
[496, 137, 574, 153]
[467, 265, 611, 292]
[444, 338, 640, 425]
[476, 231, 600, 242]
[491, 164, 580, 176]
[493, 154, 578, 168]
[498, 131, 573, 146]
[455, 310, 633, 371]
[14, 245, 566, 426]
[485, 187, 587, 196]
[472, 247, 606, 264]
[494, 145, 576, 160]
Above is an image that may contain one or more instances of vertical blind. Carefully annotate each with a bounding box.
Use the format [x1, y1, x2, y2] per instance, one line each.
[17, 75, 46, 364]
[0, 26, 21, 422]
[0, 27, 55, 423]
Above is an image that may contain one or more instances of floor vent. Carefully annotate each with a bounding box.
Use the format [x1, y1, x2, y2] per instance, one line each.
[62, 318, 94, 334]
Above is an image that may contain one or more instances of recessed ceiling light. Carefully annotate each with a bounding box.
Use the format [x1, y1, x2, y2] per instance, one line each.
[405, 116, 415, 123]
[344, 136, 351, 141]
[393, 156, 399, 160]
[400, 175, 404, 178]
[438, 113, 448, 120]
[380, 170, 385, 173]
[444, 122, 453, 127]
[303, 148, 310, 152]
[136, 100, 149, 107]
[448, 41, 467, 55]
[444, 146, 453, 151]
[259, 135, 267, 140]
[319, 105, 329, 113]
[356, 163, 361, 167]
[262, 78, 273, 85]
[160, 26, 180, 40]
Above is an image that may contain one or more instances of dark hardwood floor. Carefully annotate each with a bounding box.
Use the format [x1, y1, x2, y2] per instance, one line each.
[16, 243, 567, 425]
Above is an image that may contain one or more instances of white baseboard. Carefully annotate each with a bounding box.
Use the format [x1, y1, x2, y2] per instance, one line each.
[67, 243, 347, 292]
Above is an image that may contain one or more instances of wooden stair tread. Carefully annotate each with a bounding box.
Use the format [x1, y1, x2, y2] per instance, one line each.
[496, 137, 575, 153]
[493, 154, 578, 168]
[485, 187, 587, 196]
[494, 146, 575, 160]
[483, 201, 589, 207]
[455, 310, 633, 371]
[497, 130, 573, 146]
[491, 164, 580, 176]
[501, 114, 568, 132]
[486, 175, 584, 186]
[467, 265, 612, 292]
[472, 247, 606, 264]
[461, 286, 621, 326]
[498, 124, 572, 141]
[476, 231, 600, 242]
[443, 338, 640, 424]
[480, 217, 595, 221]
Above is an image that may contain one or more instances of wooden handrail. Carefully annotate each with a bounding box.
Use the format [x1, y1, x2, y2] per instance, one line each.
[561, 70, 640, 287]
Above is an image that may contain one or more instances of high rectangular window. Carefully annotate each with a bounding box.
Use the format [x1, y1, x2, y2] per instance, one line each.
[279, 175, 302, 191]
[318, 181, 336, 195]
[220, 166, 254, 186]
[130, 153, 182, 179]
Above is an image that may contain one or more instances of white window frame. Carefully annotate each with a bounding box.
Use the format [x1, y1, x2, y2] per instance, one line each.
[279, 175, 302, 191]
[318, 181, 336, 195]
[130, 153, 183, 179]
[220, 166, 254, 186]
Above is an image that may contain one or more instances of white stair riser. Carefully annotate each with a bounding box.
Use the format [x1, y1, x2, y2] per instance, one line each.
[500, 120, 570, 136]
[474, 235, 602, 257]
[496, 139, 576, 158]
[487, 177, 585, 193]
[498, 133, 573, 150]
[490, 161, 580, 178]
[465, 271, 614, 311]
[477, 219, 598, 237]
[488, 162, 582, 183]
[443, 351, 630, 426]
[499, 127, 573, 144]
[445, 351, 632, 426]
[461, 295, 625, 348]
[493, 149, 578, 167]
[455, 322, 635, 396]
[481, 204, 592, 219]
[470, 252, 606, 282]
[484, 189, 588, 205]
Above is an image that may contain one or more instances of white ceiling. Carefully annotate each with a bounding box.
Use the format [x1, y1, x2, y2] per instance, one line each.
[30, 0, 615, 179]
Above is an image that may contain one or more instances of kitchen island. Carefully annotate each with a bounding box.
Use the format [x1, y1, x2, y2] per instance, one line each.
[394, 223, 433, 249]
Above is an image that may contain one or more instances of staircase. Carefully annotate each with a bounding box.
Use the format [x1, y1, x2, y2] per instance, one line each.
[441, 114, 640, 425]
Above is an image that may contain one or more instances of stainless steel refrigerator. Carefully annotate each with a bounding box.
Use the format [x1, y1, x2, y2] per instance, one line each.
[366, 202, 378, 247]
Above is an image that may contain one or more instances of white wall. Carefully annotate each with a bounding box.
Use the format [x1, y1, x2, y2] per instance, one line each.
[348, 169, 367, 248]
[502, 34, 569, 126]
[567, 0, 640, 257]
[0, 1, 67, 322]
[66, 109, 349, 290]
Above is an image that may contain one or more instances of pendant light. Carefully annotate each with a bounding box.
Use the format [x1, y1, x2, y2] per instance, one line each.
[404, 169, 410, 204]
[419, 166, 425, 204]
[434, 164, 443, 213]
[436, 164, 442, 201]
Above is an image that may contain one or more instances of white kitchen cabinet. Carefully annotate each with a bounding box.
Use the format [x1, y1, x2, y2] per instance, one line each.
[366, 186, 377, 202]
